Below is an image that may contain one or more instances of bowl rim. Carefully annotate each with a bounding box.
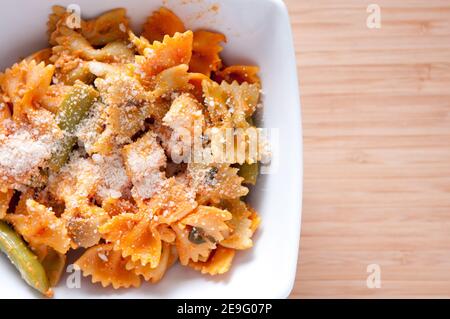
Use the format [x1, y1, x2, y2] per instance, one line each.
[0, 0, 303, 299]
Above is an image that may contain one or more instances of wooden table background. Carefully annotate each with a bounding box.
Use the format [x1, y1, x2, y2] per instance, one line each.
[287, 0, 450, 298]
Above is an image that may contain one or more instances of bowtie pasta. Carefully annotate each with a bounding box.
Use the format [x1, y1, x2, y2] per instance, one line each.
[0, 5, 265, 297]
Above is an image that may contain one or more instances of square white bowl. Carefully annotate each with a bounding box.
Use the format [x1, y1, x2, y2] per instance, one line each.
[0, 0, 303, 298]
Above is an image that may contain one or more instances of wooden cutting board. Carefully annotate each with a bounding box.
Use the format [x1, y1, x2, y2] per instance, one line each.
[287, 0, 450, 298]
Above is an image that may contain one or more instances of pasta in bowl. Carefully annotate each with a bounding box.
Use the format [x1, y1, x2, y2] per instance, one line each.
[0, 5, 267, 297]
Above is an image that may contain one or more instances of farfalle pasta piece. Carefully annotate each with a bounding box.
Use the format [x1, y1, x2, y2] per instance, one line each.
[135, 31, 193, 78]
[77, 71, 146, 153]
[0, 60, 55, 120]
[92, 68, 152, 146]
[48, 6, 129, 46]
[205, 125, 267, 165]
[0, 99, 11, 135]
[6, 199, 71, 254]
[221, 81, 260, 128]
[163, 93, 205, 135]
[27, 107, 62, 138]
[187, 164, 248, 204]
[38, 84, 72, 113]
[147, 120, 173, 154]
[0, 119, 60, 188]
[201, 79, 231, 125]
[76, 109, 115, 156]
[143, 177, 198, 224]
[49, 50, 85, 86]
[52, 26, 134, 63]
[47, 5, 66, 43]
[150, 64, 192, 98]
[0, 189, 13, 219]
[248, 206, 261, 234]
[142, 8, 225, 77]
[76, 97, 128, 156]
[24, 48, 53, 65]
[81, 8, 129, 46]
[190, 30, 226, 76]
[102, 197, 138, 217]
[87, 151, 131, 202]
[188, 245, 235, 275]
[92, 63, 148, 107]
[125, 242, 176, 283]
[188, 72, 210, 101]
[219, 199, 254, 250]
[172, 223, 215, 265]
[75, 243, 141, 289]
[51, 27, 94, 59]
[202, 80, 260, 128]
[11, 189, 32, 216]
[215, 65, 261, 85]
[180, 206, 232, 243]
[96, 41, 135, 63]
[142, 7, 186, 43]
[48, 155, 100, 209]
[122, 131, 167, 199]
[156, 224, 177, 243]
[128, 31, 152, 55]
[50, 151, 131, 207]
[63, 62, 96, 85]
[99, 212, 162, 267]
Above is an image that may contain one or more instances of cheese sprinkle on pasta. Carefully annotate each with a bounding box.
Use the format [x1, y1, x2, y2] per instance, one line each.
[0, 5, 265, 295]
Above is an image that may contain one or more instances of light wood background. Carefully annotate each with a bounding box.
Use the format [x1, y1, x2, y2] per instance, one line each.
[287, 0, 450, 298]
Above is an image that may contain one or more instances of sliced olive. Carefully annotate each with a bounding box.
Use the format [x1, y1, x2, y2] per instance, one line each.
[188, 227, 206, 244]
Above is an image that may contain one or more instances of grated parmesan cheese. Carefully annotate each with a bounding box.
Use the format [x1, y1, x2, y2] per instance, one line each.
[95, 152, 131, 201]
[0, 125, 55, 183]
[97, 252, 109, 262]
[124, 132, 167, 199]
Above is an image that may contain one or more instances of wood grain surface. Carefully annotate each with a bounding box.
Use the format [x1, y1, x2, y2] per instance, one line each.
[287, 0, 450, 298]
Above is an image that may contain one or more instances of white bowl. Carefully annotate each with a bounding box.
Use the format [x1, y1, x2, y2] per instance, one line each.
[0, 0, 303, 298]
